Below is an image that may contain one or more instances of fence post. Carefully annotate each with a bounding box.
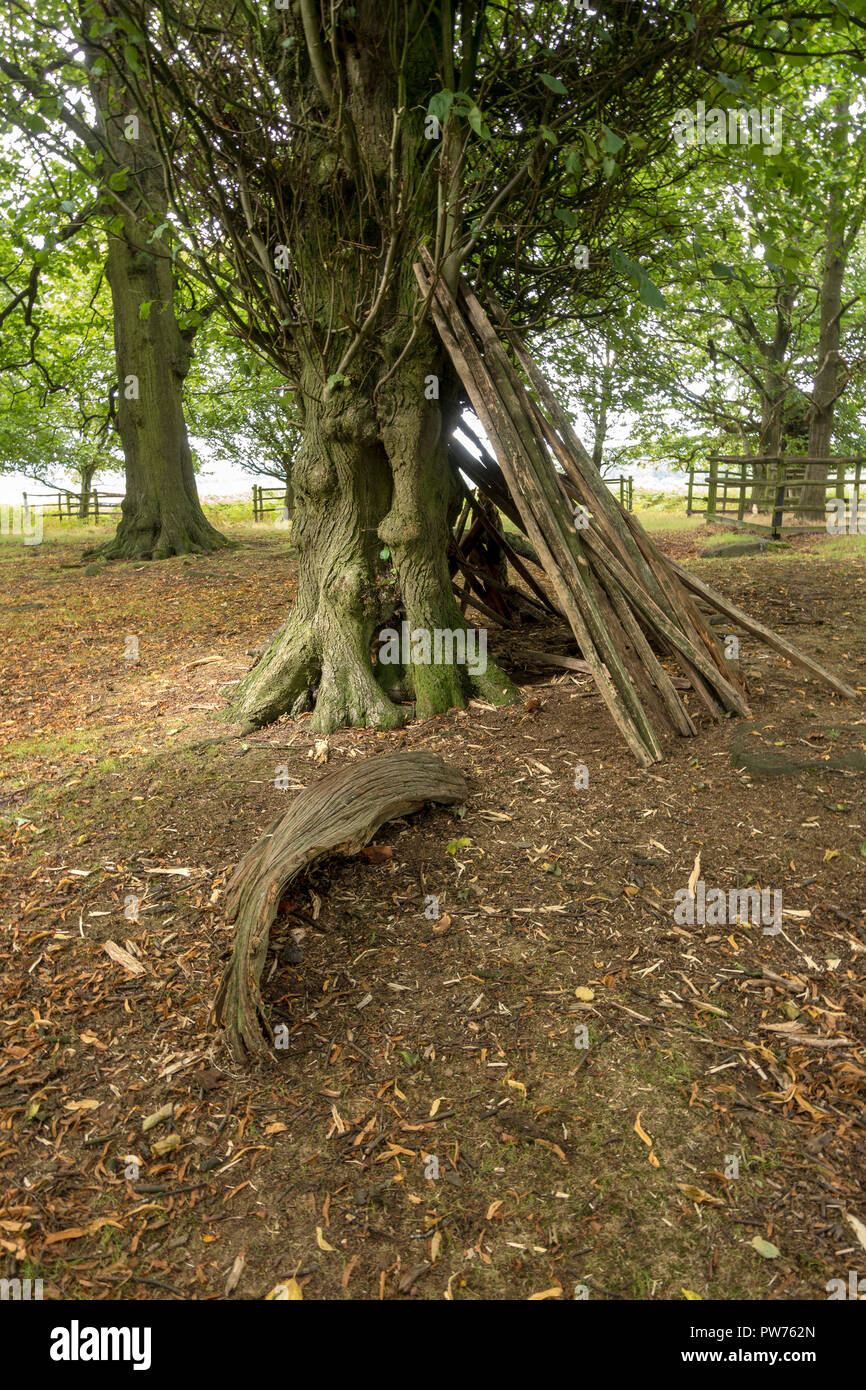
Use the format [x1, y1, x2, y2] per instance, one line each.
[771, 459, 785, 539]
[737, 460, 746, 522]
[94, 490, 99, 523]
[706, 458, 718, 519]
[686, 466, 694, 516]
[627, 476, 633, 512]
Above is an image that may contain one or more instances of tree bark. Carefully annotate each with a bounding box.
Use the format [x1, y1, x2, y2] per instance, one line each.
[228, 353, 518, 731]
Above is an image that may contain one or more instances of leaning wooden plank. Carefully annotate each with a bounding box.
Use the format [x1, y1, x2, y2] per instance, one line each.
[417, 262, 659, 764]
[484, 292, 743, 711]
[667, 560, 858, 699]
[213, 753, 467, 1061]
[436, 268, 665, 760]
[582, 526, 752, 715]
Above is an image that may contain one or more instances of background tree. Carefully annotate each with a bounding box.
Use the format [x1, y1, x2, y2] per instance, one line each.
[0, 0, 228, 556]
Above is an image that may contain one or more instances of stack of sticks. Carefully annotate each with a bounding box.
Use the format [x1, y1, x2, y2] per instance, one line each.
[415, 249, 855, 765]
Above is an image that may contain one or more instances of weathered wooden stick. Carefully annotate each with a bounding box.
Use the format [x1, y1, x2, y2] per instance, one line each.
[213, 752, 467, 1061]
[668, 560, 858, 698]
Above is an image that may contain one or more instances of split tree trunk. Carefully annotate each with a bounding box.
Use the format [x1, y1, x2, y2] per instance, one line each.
[228, 352, 518, 732]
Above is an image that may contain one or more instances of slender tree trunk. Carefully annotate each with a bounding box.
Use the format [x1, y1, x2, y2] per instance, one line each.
[800, 170, 848, 518]
[82, 4, 227, 559]
[77, 463, 95, 519]
[752, 282, 796, 510]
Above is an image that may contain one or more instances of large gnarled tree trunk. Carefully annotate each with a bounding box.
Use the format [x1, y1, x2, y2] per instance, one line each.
[226, 2, 516, 732]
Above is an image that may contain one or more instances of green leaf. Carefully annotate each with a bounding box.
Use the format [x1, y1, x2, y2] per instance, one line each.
[379, 546, 390, 560]
[601, 124, 625, 154]
[539, 125, 558, 146]
[716, 72, 744, 94]
[541, 73, 567, 95]
[427, 90, 454, 124]
[603, 156, 618, 179]
[138, 301, 152, 321]
[610, 247, 666, 310]
[580, 131, 599, 161]
[446, 837, 471, 855]
[751, 1236, 780, 1259]
[554, 208, 578, 228]
[466, 104, 486, 138]
[326, 372, 347, 391]
[108, 170, 129, 192]
[108, 216, 125, 236]
[638, 275, 666, 310]
[59, 200, 77, 215]
[123, 44, 142, 75]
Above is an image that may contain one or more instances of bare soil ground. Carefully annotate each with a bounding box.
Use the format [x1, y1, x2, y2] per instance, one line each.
[1, 519, 864, 1302]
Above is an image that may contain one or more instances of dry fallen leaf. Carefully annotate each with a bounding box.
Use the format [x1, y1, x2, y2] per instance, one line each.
[103, 940, 146, 975]
[574, 986, 595, 1002]
[430, 1230, 442, 1263]
[634, 1111, 653, 1147]
[266, 1279, 303, 1300]
[151, 1133, 181, 1156]
[359, 844, 394, 864]
[224, 1252, 245, 1295]
[528, 1287, 563, 1300]
[687, 851, 702, 899]
[142, 1103, 174, 1132]
[844, 1211, 866, 1253]
[634, 1110, 660, 1167]
[316, 1226, 335, 1252]
[677, 1183, 723, 1206]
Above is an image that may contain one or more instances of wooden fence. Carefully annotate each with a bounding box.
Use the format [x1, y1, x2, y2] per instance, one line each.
[252, 475, 634, 520]
[22, 488, 125, 524]
[251, 484, 292, 521]
[686, 456, 864, 538]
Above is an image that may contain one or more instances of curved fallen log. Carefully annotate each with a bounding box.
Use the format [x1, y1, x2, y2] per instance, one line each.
[213, 752, 467, 1061]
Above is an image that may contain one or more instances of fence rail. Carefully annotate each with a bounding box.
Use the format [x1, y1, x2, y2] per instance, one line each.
[253, 475, 633, 521]
[686, 456, 864, 538]
[252, 484, 291, 521]
[22, 488, 124, 524]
